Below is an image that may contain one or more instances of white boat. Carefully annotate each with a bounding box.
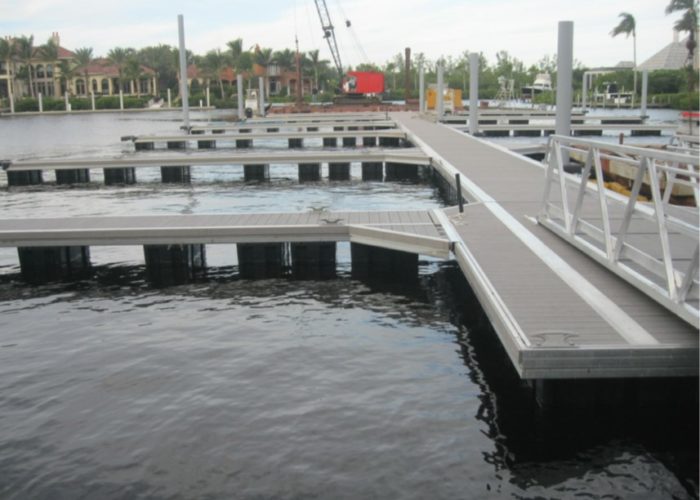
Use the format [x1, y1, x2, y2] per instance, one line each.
[521, 73, 552, 98]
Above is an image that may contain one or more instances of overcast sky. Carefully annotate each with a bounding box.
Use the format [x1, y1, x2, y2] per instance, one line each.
[0, 0, 685, 68]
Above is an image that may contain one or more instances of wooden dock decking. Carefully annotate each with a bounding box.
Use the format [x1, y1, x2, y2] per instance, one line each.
[394, 112, 698, 379]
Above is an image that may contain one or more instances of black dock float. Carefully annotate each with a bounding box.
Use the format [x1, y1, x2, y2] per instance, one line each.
[362, 136, 377, 147]
[379, 137, 400, 147]
[483, 130, 511, 137]
[244, 164, 270, 182]
[237, 129, 251, 149]
[513, 130, 542, 137]
[350, 243, 418, 282]
[298, 163, 321, 182]
[135, 142, 155, 151]
[237, 243, 288, 279]
[167, 141, 187, 150]
[323, 137, 338, 147]
[385, 162, 419, 182]
[342, 137, 356, 147]
[290, 242, 336, 279]
[18, 246, 90, 282]
[56, 169, 90, 185]
[103, 167, 136, 185]
[573, 129, 603, 136]
[288, 138, 303, 148]
[144, 244, 206, 285]
[160, 166, 191, 183]
[328, 162, 351, 181]
[361, 162, 384, 181]
[197, 140, 216, 149]
[7, 170, 43, 187]
[631, 129, 662, 136]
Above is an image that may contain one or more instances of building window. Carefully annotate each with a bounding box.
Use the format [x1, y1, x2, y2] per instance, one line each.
[92, 79, 98, 93]
[36, 64, 45, 78]
[101, 79, 109, 94]
[76, 78, 86, 95]
[46, 64, 53, 78]
[139, 79, 149, 94]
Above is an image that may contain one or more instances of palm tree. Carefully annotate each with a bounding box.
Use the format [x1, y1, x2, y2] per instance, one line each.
[610, 12, 637, 106]
[124, 57, 143, 96]
[58, 59, 77, 95]
[227, 38, 243, 67]
[15, 35, 35, 97]
[202, 49, 229, 99]
[306, 49, 326, 92]
[253, 47, 273, 94]
[0, 38, 15, 102]
[107, 47, 131, 93]
[74, 47, 93, 96]
[666, 0, 699, 91]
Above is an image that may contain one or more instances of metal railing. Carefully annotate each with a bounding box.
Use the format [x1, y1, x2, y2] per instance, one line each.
[538, 135, 700, 327]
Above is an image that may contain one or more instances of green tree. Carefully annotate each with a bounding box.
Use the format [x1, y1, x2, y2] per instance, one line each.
[107, 47, 133, 93]
[15, 35, 35, 97]
[74, 47, 93, 96]
[666, 0, 699, 91]
[137, 45, 177, 93]
[610, 12, 637, 104]
[0, 38, 15, 101]
[202, 49, 229, 98]
[124, 57, 143, 96]
[58, 59, 77, 95]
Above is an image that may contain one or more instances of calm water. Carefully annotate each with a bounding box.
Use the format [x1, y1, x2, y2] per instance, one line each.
[0, 111, 697, 499]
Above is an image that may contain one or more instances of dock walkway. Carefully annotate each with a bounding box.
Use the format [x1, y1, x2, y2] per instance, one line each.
[394, 112, 698, 379]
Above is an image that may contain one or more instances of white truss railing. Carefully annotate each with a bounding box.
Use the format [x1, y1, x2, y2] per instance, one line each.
[538, 135, 700, 328]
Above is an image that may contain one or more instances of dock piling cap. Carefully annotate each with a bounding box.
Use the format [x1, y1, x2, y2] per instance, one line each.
[0, 160, 10, 170]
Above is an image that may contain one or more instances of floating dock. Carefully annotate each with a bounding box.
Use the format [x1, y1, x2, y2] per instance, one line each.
[393, 112, 698, 380]
[2, 111, 697, 384]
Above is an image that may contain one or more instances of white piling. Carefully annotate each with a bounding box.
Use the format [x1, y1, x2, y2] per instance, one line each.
[640, 69, 648, 118]
[177, 14, 190, 129]
[167, 88, 172, 108]
[38, 92, 43, 113]
[119, 90, 124, 110]
[258, 77, 265, 116]
[436, 62, 444, 120]
[199, 99, 203, 109]
[64, 91, 70, 112]
[581, 73, 588, 111]
[206, 86, 210, 108]
[91, 91, 95, 111]
[9, 88, 14, 114]
[237, 74, 244, 119]
[469, 53, 479, 136]
[418, 63, 425, 113]
[555, 21, 574, 139]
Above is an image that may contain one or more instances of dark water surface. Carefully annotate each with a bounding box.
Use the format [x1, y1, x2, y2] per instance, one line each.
[0, 111, 697, 499]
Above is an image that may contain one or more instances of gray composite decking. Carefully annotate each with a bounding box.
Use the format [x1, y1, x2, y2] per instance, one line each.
[0, 210, 450, 259]
[3, 149, 429, 171]
[394, 112, 698, 379]
[452, 123, 676, 135]
[129, 129, 406, 144]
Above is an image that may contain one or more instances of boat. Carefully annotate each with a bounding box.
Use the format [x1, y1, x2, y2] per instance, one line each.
[521, 73, 552, 98]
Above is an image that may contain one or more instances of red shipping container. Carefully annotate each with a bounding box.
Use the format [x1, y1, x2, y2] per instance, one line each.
[343, 71, 385, 95]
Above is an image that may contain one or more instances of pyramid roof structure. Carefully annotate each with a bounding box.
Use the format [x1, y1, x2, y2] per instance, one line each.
[638, 33, 699, 71]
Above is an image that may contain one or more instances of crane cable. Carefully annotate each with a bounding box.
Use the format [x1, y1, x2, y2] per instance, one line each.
[333, 0, 370, 66]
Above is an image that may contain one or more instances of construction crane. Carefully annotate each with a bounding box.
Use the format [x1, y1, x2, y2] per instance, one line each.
[313, 0, 344, 82]
[312, 0, 384, 98]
